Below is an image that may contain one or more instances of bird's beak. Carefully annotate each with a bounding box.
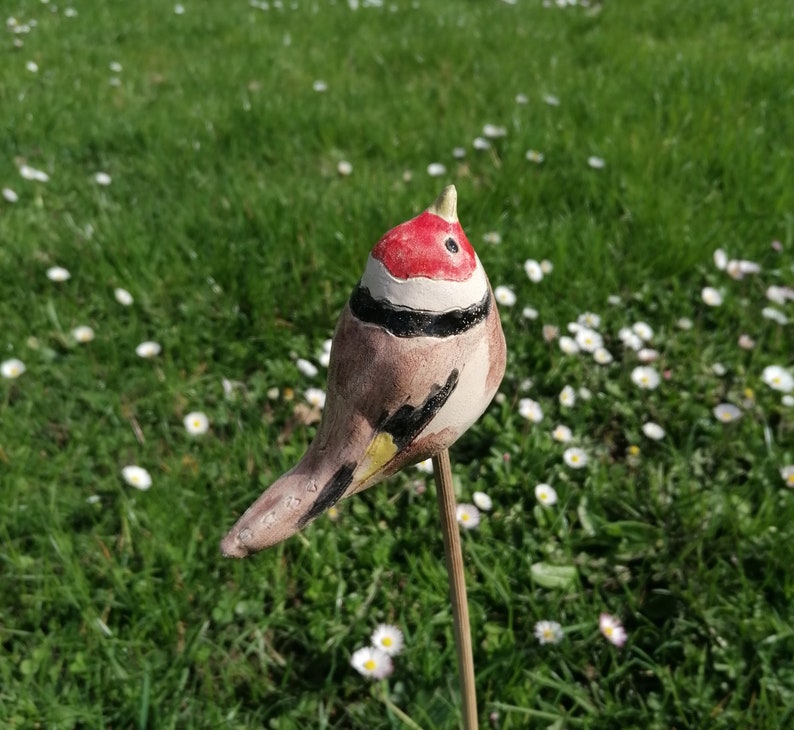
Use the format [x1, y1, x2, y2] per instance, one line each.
[427, 184, 458, 223]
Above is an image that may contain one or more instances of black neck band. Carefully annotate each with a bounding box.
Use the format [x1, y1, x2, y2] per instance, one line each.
[349, 284, 490, 338]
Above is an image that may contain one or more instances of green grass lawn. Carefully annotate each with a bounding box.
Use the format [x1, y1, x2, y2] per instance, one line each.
[2, 0, 793, 727]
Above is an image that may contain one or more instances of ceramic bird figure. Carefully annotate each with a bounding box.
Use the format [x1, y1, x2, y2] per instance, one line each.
[221, 185, 506, 558]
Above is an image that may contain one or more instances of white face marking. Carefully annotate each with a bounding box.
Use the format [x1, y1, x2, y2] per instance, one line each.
[359, 255, 489, 312]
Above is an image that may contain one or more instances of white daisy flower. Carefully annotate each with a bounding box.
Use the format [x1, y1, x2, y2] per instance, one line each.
[121, 465, 152, 490]
[518, 398, 544, 423]
[371, 624, 404, 656]
[72, 326, 95, 343]
[296, 358, 318, 377]
[726, 259, 761, 279]
[46, 266, 71, 282]
[109, 61, 123, 73]
[575, 327, 602, 352]
[587, 155, 605, 169]
[456, 503, 481, 529]
[559, 385, 576, 407]
[607, 294, 622, 306]
[713, 403, 741, 423]
[637, 348, 659, 363]
[543, 325, 559, 342]
[524, 259, 543, 282]
[483, 231, 502, 245]
[494, 285, 516, 307]
[780, 465, 794, 488]
[762, 307, 788, 325]
[452, 147, 467, 159]
[534, 483, 558, 505]
[762, 365, 793, 393]
[515, 93, 529, 104]
[1, 358, 26, 379]
[701, 287, 723, 306]
[593, 347, 613, 365]
[577, 312, 601, 329]
[305, 387, 327, 409]
[641, 422, 665, 440]
[599, 613, 627, 647]
[713, 248, 728, 270]
[183, 411, 209, 435]
[552, 424, 572, 443]
[631, 366, 660, 390]
[522, 306, 539, 320]
[114, 287, 134, 306]
[26, 60, 39, 73]
[525, 149, 544, 164]
[174, 4, 185, 14]
[483, 124, 507, 138]
[677, 317, 693, 330]
[632, 322, 654, 342]
[427, 162, 447, 177]
[472, 137, 491, 150]
[711, 363, 727, 377]
[312, 79, 327, 92]
[19, 164, 50, 182]
[563, 447, 588, 469]
[350, 646, 393, 679]
[543, 94, 560, 106]
[472, 491, 492, 511]
[2, 187, 18, 203]
[738, 334, 755, 350]
[135, 341, 162, 358]
[559, 336, 579, 355]
[415, 458, 433, 474]
[534, 620, 564, 645]
[766, 285, 794, 305]
[337, 160, 353, 176]
[94, 171, 112, 186]
[619, 330, 643, 351]
[540, 259, 554, 275]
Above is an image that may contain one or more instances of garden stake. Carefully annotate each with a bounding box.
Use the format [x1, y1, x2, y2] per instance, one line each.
[433, 447, 478, 730]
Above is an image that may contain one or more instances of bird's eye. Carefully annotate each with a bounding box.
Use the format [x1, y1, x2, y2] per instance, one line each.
[445, 238, 459, 253]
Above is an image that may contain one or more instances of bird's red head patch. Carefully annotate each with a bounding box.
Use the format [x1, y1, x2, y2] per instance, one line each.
[371, 210, 477, 282]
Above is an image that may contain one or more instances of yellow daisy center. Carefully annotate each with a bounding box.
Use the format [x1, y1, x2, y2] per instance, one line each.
[364, 659, 376, 671]
[628, 445, 640, 456]
[382, 637, 392, 647]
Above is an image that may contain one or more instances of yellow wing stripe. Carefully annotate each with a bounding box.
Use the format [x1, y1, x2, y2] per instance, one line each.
[355, 432, 399, 484]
